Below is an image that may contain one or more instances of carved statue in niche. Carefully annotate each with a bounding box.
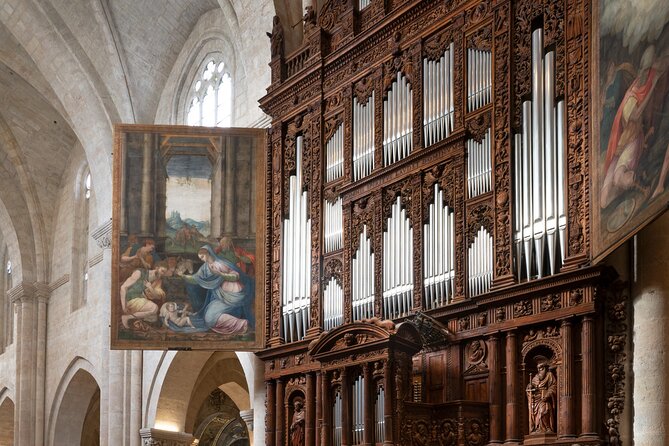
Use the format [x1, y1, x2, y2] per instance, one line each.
[290, 398, 305, 446]
[526, 356, 557, 434]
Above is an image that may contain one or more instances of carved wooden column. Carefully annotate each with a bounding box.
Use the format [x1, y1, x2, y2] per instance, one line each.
[316, 371, 322, 445]
[580, 315, 596, 437]
[363, 363, 373, 446]
[306, 372, 316, 446]
[321, 372, 331, 446]
[341, 368, 351, 446]
[267, 380, 276, 446]
[383, 360, 394, 445]
[560, 319, 575, 438]
[488, 334, 503, 443]
[505, 331, 519, 443]
[276, 378, 285, 446]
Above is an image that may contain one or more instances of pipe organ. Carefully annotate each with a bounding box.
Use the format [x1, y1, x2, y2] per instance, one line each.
[423, 184, 455, 309]
[467, 128, 492, 198]
[351, 375, 364, 445]
[467, 48, 491, 112]
[423, 43, 455, 147]
[352, 225, 374, 321]
[513, 27, 567, 281]
[260, 1, 623, 445]
[352, 92, 375, 181]
[323, 197, 343, 253]
[383, 72, 413, 166]
[323, 277, 343, 331]
[325, 123, 344, 182]
[281, 135, 311, 343]
[383, 196, 414, 319]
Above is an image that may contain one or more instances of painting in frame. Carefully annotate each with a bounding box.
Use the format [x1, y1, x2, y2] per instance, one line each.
[111, 125, 266, 350]
[592, 0, 669, 261]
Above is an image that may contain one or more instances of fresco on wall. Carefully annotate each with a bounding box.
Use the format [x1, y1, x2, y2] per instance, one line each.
[112, 125, 266, 350]
[593, 0, 669, 261]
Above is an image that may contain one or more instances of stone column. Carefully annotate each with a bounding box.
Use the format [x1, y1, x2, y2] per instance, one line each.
[488, 334, 503, 443]
[130, 351, 142, 446]
[306, 372, 316, 446]
[633, 212, 669, 445]
[223, 136, 236, 235]
[9, 281, 49, 446]
[316, 371, 322, 445]
[140, 133, 154, 236]
[266, 380, 276, 446]
[559, 319, 575, 438]
[240, 409, 254, 443]
[210, 149, 224, 237]
[139, 428, 194, 445]
[120, 133, 128, 235]
[276, 378, 285, 446]
[580, 315, 596, 437]
[505, 331, 519, 444]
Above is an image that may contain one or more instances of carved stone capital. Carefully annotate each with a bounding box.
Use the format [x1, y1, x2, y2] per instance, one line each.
[91, 220, 112, 249]
[8, 281, 50, 304]
[139, 428, 195, 446]
[239, 409, 254, 432]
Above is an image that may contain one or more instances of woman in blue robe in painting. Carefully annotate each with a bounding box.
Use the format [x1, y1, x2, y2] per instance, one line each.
[171, 245, 254, 335]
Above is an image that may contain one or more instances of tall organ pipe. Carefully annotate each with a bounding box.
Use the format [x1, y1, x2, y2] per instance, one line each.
[383, 197, 414, 319]
[423, 43, 455, 147]
[468, 227, 493, 296]
[353, 93, 375, 181]
[423, 184, 454, 308]
[281, 136, 311, 342]
[352, 225, 374, 321]
[513, 27, 567, 280]
[326, 123, 344, 182]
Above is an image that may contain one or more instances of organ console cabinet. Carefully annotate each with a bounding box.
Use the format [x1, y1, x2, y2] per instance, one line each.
[258, 1, 628, 445]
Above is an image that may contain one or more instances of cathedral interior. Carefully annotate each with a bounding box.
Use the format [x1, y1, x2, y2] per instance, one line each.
[0, 0, 668, 445]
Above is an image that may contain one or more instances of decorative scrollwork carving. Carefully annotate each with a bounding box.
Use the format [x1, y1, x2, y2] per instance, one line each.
[354, 75, 375, 105]
[323, 258, 343, 287]
[466, 202, 494, 243]
[466, 112, 491, 142]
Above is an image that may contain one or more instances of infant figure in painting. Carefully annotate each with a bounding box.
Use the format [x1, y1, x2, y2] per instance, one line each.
[160, 302, 194, 328]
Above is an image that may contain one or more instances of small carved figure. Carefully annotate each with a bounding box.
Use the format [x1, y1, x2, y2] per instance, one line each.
[468, 340, 485, 364]
[466, 421, 484, 446]
[605, 417, 620, 446]
[290, 399, 305, 446]
[438, 420, 456, 446]
[526, 356, 557, 434]
[412, 421, 429, 446]
[267, 16, 284, 58]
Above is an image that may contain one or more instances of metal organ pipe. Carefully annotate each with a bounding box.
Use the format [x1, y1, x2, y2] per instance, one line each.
[324, 198, 343, 253]
[353, 92, 375, 181]
[352, 225, 374, 321]
[383, 72, 413, 166]
[423, 184, 455, 309]
[468, 227, 493, 297]
[375, 387, 385, 443]
[512, 27, 567, 280]
[359, 0, 371, 9]
[333, 391, 342, 446]
[383, 197, 414, 319]
[281, 136, 311, 343]
[323, 277, 343, 331]
[423, 43, 455, 147]
[467, 128, 492, 198]
[353, 375, 364, 445]
[326, 123, 344, 182]
[467, 48, 492, 112]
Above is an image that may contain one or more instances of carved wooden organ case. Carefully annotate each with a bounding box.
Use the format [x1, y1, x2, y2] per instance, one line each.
[259, 1, 628, 445]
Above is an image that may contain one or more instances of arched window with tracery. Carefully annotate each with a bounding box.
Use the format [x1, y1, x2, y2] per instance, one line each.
[72, 169, 91, 310]
[186, 58, 233, 127]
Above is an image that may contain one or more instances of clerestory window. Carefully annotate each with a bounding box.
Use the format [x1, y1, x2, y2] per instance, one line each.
[187, 59, 233, 127]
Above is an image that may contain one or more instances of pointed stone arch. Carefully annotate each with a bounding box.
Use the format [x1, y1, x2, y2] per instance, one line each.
[47, 357, 100, 446]
[0, 387, 14, 446]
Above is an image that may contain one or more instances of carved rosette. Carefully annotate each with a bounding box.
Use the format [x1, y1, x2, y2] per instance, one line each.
[492, 1, 513, 283]
[465, 1, 491, 26]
